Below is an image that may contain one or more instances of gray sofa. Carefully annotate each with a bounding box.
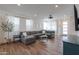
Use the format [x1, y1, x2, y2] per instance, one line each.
[13, 30, 55, 45]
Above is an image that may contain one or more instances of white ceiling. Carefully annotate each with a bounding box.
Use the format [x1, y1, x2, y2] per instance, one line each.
[0, 4, 74, 19]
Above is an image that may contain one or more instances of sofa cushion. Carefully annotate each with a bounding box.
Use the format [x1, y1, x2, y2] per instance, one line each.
[23, 32, 27, 37]
[42, 30, 46, 34]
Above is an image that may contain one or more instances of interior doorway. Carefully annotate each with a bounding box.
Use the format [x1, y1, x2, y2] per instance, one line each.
[62, 21, 68, 36]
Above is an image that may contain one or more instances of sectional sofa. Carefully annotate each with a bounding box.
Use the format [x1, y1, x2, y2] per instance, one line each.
[13, 30, 55, 45]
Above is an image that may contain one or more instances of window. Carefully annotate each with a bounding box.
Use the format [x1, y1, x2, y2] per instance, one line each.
[8, 16, 20, 31]
[43, 19, 57, 31]
[26, 19, 33, 30]
[63, 21, 68, 35]
[43, 22, 50, 30]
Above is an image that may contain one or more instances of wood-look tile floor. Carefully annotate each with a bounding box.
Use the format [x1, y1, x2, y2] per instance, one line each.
[0, 36, 63, 55]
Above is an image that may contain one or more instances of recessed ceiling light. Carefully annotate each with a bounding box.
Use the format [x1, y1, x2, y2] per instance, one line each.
[17, 4, 21, 6]
[55, 5, 58, 8]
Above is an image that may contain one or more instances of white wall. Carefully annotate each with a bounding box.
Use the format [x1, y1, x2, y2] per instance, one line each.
[33, 19, 43, 31]
[19, 18, 43, 31]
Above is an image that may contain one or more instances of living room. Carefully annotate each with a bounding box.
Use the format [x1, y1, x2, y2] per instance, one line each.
[0, 4, 79, 55]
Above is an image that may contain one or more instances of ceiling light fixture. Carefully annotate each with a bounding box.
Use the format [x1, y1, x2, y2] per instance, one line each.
[49, 14, 53, 19]
[55, 5, 58, 8]
[17, 3, 21, 6]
